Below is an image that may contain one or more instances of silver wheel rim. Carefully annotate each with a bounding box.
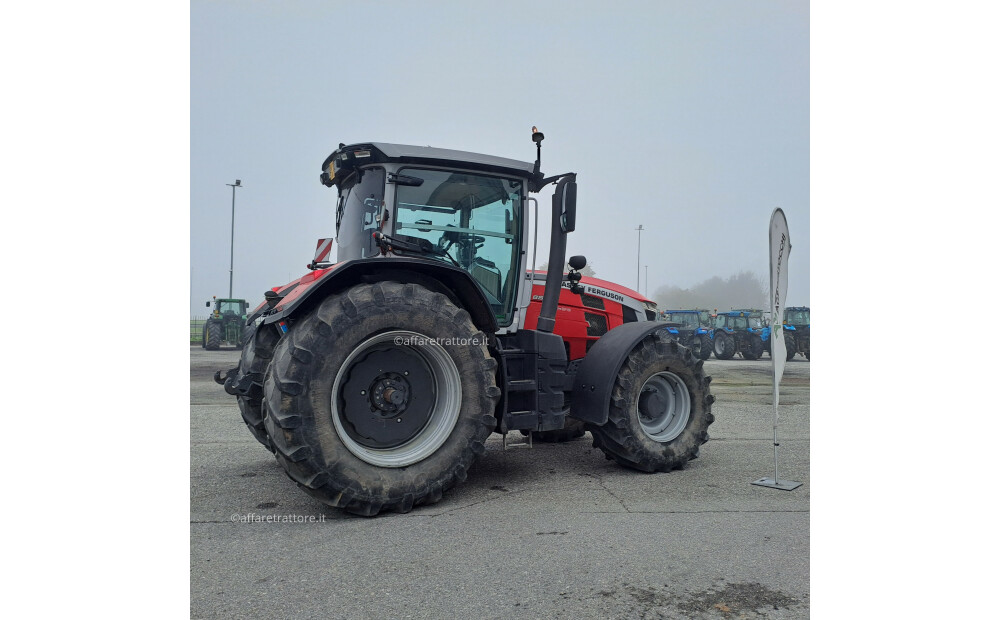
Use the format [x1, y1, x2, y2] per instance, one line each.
[636, 371, 691, 442]
[714, 336, 725, 355]
[331, 330, 462, 467]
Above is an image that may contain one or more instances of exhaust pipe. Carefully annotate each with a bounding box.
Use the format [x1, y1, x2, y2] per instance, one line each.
[536, 174, 577, 333]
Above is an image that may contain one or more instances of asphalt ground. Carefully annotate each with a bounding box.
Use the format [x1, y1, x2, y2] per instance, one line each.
[191, 346, 810, 619]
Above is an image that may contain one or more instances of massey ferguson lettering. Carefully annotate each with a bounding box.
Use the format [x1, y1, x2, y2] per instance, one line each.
[585, 286, 624, 304]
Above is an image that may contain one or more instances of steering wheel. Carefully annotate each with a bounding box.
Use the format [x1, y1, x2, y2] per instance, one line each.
[441, 229, 486, 251]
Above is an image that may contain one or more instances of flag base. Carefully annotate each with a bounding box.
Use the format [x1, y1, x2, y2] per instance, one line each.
[751, 477, 802, 491]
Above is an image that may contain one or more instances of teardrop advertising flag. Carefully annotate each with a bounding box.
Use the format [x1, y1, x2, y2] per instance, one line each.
[752, 207, 801, 491]
[769, 208, 791, 386]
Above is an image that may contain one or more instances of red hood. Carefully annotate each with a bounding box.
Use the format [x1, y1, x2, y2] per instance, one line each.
[529, 270, 653, 304]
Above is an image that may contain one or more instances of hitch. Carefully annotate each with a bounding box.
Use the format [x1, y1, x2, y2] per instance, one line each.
[215, 366, 260, 398]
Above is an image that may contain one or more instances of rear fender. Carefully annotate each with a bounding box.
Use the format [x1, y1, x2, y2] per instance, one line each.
[569, 322, 672, 425]
[256, 257, 499, 335]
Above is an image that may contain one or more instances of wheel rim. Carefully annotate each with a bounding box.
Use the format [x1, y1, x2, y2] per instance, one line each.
[714, 336, 724, 355]
[636, 371, 691, 442]
[331, 330, 462, 467]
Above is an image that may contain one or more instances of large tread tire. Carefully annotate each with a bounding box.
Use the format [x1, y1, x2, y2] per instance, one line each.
[236, 324, 254, 351]
[697, 334, 712, 360]
[201, 323, 208, 349]
[588, 334, 714, 472]
[528, 418, 587, 443]
[744, 337, 764, 360]
[206, 321, 222, 351]
[237, 324, 281, 452]
[785, 334, 796, 361]
[262, 282, 499, 517]
[713, 332, 735, 360]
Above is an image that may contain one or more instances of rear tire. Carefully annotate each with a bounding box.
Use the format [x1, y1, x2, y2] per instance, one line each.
[262, 282, 499, 516]
[713, 332, 735, 360]
[588, 334, 714, 472]
[206, 321, 222, 350]
[785, 334, 796, 361]
[237, 324, 281, 452]
[201, 323, 208, 349]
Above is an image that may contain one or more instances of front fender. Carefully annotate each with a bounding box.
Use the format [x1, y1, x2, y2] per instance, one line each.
[569, 322, 672, 425]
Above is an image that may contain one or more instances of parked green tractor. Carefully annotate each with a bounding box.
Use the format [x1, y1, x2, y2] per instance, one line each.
[202, 297, 250, 350]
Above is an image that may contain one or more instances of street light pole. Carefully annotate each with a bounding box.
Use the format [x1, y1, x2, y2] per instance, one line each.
[226, 179, 242, 298]
[635, 224, 643, 290]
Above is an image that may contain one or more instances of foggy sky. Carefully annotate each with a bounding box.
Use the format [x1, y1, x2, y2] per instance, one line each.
[191, 0, 809, 315]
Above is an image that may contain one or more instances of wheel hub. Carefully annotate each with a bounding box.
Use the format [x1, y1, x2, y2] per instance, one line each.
[369, 373, 411, 415]
[340, 346, 434, 449]
[636, 371, 691, 442]
[330, 330, 463, 468]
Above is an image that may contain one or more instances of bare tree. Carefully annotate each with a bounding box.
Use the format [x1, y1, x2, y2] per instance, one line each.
[652, 271, 766, 312]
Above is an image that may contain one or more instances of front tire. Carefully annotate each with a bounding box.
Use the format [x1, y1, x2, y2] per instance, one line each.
[237, 324, 281, 452]
[697, 334, 712, 360]
[588, 334, 714, 472]
[785, 334, 796, 361]
[744, 337, 764, 360]
[262, 282, 499, 516]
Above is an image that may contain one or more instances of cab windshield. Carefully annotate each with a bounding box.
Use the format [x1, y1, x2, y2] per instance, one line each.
[394, 168, 522, 326]
[666, 313, 700, 328]
[786, 309, 809, 324]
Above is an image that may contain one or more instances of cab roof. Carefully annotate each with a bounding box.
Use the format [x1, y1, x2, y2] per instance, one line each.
[321, 142, 536, 185]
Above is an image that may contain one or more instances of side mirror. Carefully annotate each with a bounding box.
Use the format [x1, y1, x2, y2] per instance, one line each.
[559, 180, 577, 233]
[206, 301, 210, 307]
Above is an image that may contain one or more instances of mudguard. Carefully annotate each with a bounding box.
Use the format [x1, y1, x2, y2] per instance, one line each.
[250, 257, 499, 334]
[569, 321, 672, 425]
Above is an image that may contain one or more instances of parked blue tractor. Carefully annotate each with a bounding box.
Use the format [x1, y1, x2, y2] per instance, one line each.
[782, 306, 810, 360]
[659, 309, 713, 360]
[709, 310, 769, 360]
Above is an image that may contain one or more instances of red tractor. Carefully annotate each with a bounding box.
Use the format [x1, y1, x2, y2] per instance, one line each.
[217, 131, 714, 516]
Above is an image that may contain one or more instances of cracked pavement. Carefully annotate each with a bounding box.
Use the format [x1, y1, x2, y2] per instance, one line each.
[191, 347, 809, 618]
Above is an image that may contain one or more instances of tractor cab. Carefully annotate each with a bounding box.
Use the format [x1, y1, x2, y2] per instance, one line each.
[784, 307, 810, 327]
[662, 311, 701, 328]
[320, 142, 542, 330]
[697, 309, 712, 328]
